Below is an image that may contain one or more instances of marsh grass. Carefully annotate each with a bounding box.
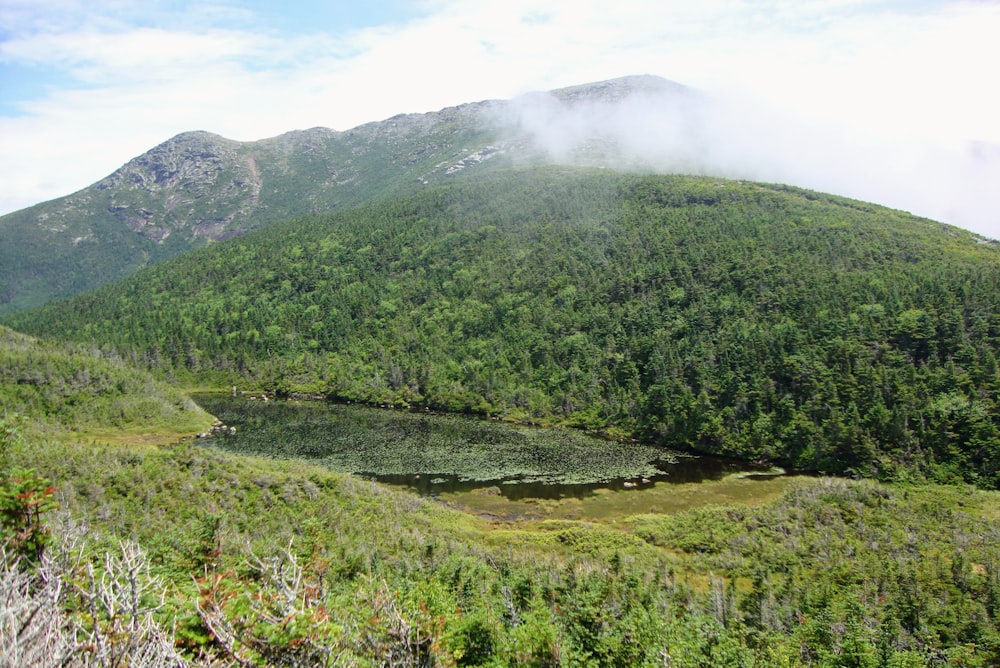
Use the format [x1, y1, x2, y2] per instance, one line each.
[440, 474, 801, 522]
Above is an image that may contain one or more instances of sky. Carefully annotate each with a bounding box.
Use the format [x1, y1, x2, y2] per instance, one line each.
[1, 0, 998, 238]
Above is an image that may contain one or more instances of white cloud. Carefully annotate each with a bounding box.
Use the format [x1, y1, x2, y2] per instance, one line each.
[0, 0, 998, 238]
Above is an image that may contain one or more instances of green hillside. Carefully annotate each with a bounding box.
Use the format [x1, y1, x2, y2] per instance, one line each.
[0, 324, 213, 441]
[8, 168, 1000, 485]
[3, 167, 1000, 664]
[0, 119, 500, 314]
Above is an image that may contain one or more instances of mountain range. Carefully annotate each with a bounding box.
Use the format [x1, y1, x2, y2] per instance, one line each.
[0, 75, 699, 314]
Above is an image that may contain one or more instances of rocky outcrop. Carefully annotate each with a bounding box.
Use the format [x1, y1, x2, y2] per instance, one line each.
[97, 132, 260, 243]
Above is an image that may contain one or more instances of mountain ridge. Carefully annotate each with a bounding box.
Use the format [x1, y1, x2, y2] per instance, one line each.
[0, 75, 704, 314]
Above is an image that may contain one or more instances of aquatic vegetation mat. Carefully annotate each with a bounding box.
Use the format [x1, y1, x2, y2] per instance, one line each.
[195, 395, 686, 487]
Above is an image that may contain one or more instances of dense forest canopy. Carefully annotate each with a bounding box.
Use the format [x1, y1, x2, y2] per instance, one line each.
[7, 168, 1000, 485]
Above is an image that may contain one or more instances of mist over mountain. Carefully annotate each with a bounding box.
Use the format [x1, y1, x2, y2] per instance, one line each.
[0, 75, 686, 313]
[3, 74, 995, 315]
[502, 78, 1000, 238]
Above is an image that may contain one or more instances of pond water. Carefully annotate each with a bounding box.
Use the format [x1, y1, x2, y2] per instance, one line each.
[194, 394, 785, 503]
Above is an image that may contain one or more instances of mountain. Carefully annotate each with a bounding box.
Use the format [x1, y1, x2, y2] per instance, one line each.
[7, 168, 1000, 485]
[0, 75, 699, 314]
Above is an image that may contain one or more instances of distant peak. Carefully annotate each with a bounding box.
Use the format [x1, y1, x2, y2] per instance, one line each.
[164, 130, 232, 144]
[548, 75, 690, 102]
[139, 131, 242, 156]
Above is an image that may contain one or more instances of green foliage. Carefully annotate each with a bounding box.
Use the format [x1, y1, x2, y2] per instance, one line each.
[0, 415, 58, 563]
[0, 469, 57, 563]
[7, 169, 1000, 486]
[0, 412, 17, 469]
[631, 478, 1000, 665]
[4, 178, 999, 664]
[8, 406, 1000, 666]
[0, 324, 213, 439]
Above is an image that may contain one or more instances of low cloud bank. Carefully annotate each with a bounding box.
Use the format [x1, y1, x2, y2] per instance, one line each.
[494, 83, 999, 239]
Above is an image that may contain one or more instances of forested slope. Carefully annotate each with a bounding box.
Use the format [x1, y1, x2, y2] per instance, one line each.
[7, 168, 1000, 483]
[0, 324, 212, 439]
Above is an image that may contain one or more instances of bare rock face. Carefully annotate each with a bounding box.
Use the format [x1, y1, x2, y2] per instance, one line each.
[97, 132, 260, 243]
